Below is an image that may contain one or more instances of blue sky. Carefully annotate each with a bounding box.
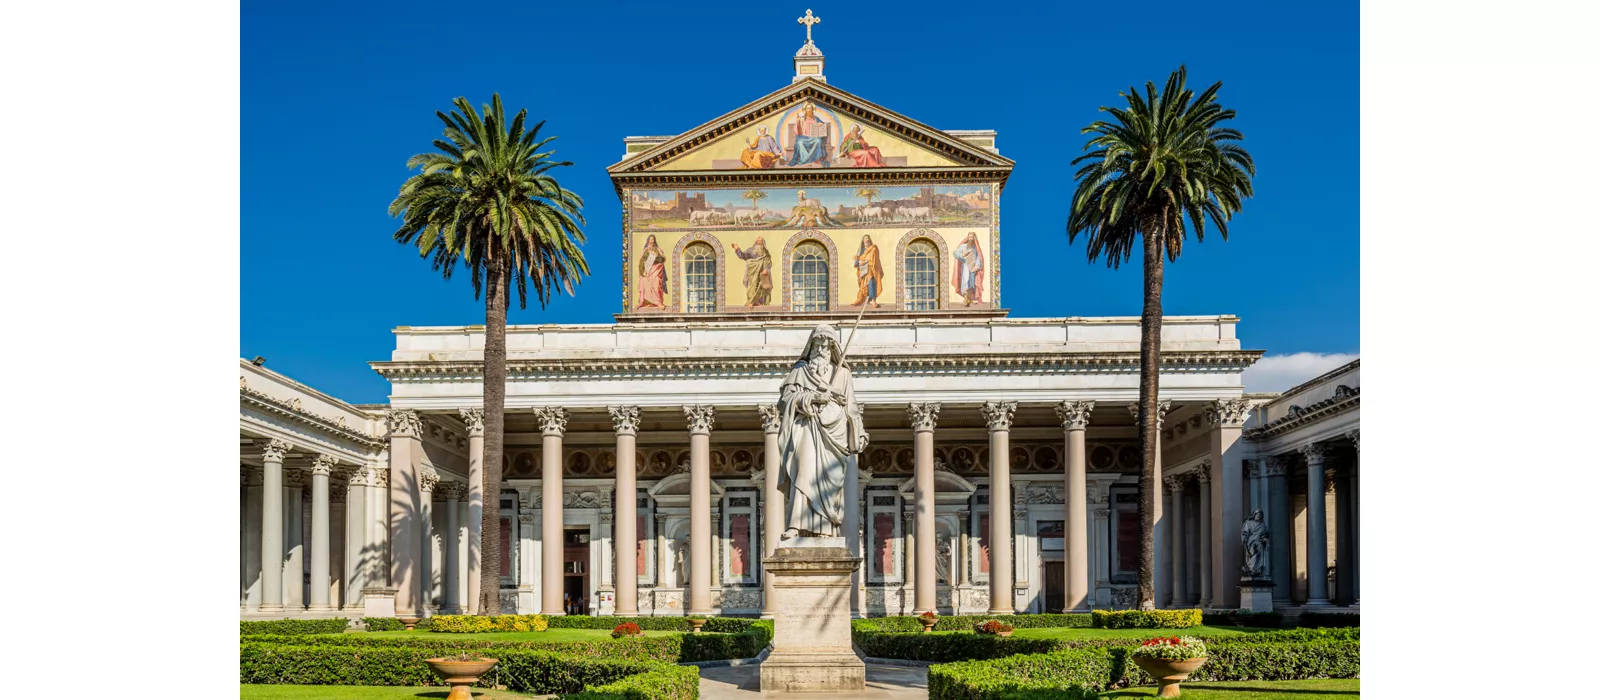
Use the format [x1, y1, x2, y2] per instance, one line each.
[242, 0, 1358, 404]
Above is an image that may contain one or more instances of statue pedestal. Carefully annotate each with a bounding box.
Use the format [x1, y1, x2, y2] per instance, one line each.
[759, 545, 865, 692]
[1238, 578, 1275, 612]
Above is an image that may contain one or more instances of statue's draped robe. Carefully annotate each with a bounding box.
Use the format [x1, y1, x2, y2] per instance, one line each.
[852, 242, 883, 305]
[952, 239, 984, 301]
[637, 244, 667, 308]
[786, 115, 829, 167]
[776, 358, 864, 536]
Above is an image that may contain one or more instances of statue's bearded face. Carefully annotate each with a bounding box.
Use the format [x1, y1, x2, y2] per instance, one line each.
[812, 336, 836, 362]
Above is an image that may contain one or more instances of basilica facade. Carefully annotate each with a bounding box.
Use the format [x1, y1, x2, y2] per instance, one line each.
[238, 34, 1360, 620]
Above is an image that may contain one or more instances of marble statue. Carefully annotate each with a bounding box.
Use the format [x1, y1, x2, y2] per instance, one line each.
[776, 324, 868, 539]
[1241, 509, 1270, 577]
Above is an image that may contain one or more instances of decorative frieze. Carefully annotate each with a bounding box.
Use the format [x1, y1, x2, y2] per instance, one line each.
[459, 408, 485, 437]
[980, 401, 1017, 430]
[608, 405, 641, 436]
[1244, 387, 1359, 440]
[1055, 400, 1095, 430]
[906, 402, 940, 431]
[534, 407, 569, 436]
[683, 405, 716, 434]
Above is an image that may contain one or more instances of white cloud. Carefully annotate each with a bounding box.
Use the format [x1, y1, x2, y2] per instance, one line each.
[1243, 352, 1359, 394]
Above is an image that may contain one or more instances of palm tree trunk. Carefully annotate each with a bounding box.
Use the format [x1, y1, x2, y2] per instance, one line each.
[1136, 221, 1165, 611]
[480, 252, 508, 615]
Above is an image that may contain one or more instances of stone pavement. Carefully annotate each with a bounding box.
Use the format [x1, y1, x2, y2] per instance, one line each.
[699, 663, 928, 700]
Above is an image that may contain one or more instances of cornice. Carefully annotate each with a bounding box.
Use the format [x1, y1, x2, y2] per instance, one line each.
[240, 385, 383, 449]
[371, 350, 1263, 382]
[1243, 387, 1360, 441]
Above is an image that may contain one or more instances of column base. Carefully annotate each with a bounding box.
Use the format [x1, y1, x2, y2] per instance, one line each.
[987, 607, 1014, 615]
[307, 604, 334, 612]
[259, 604, 284, 614]
[1303, 598, 1332, 607]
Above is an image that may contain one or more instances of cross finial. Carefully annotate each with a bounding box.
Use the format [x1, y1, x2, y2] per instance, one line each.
[798, 9, 821, 43]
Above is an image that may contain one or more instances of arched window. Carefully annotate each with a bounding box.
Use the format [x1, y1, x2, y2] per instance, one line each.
[684, 243, 717, 313]
[903, 239, 939, 311]
[791, 241, 830, 312]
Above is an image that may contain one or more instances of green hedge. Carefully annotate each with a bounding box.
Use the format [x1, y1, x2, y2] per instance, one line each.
[239, 618, 350, 636]
[1202, 609, 1284, 628]
[242, 619, 773, 664]
[1090, 608, 1202, 628]
[543, 615, 757, 632]
[926, 637, 1360, 700]
[239, 643, 696, 699]
[363, 617, 431, 632]
[431, 614, 548, 633]
[854, 623, 1357, 663]
[1298, 611, 1360, 628]
[854, 614, 1091, 634]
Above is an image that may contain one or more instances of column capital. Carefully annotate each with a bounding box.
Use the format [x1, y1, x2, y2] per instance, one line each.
[242, 465, 263, 486]
[906, 401, 941, 431]
[386, 409, 423, 438]
[758, 404, 781, 434]
[261, 438, 292, 462]
[749, 466, 765, 483]
[1299, 442, 1330, 463]
[1265, 455, 1291, 476]
[534, 406, 569, 436]
[458, 408, 485, 437]
[1055, 400, 1095, 430]
[283, 468, 307, 489]
[1126, 400, 1173, 427]
[1194, 461, 1212, 483]
[311, 453, 339, 476]
[1206, 398, 1253, 428]
[518, 514, 534, 525]
[655, 512, 669, 525]
[956, 509, 970, 519]
[683, 405, 716, 434]
[980, 401, 1017, 431]
[436, 481, 465, 500]
[1243, 459, 1260, 479]
[1163, 474, 1189, 493]
[608, 405, 642, 436]
[1093, 508, 1110, 522]
[420, 465, 440, 493]
[1345, 429, 1360, 452]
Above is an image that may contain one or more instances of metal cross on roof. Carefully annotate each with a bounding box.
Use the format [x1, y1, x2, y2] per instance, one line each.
[797, 9, 821, 43]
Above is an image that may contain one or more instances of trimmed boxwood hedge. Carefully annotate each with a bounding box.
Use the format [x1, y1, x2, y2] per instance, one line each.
[239, 618, 350, 636]
[854, 614, 1091, 634]
[927, 637, 1360, 700]
[543, 615, 758, 632]
[1202, 609, 1285, 628]
[853, 622, 1357, 663]
[1090, 608, 1202, 628]
[1299, 611, 1360, 628]
[363, 617, 431, 632]
[239, 643, 697, 699]
[431, 614, 549, 633]
[242, 619, 773, 665]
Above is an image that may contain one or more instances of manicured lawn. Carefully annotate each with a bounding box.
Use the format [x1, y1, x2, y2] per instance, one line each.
[240, 685, 541, 699]
[995, 625, 1272, 641]
[1100, 678, 1359, 698]
[353, 627, 680, 642]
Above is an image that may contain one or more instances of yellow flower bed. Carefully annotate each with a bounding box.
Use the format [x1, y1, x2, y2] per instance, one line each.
[429, 613, 550, 633]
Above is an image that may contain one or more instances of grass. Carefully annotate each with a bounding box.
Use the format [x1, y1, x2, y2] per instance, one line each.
[352, 627, 680, 642]
[240, 685, 542, 699]
[1100, 678, 1359, 698]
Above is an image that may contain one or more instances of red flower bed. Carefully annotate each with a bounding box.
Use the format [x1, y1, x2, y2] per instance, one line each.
[611, 622, 644, 639]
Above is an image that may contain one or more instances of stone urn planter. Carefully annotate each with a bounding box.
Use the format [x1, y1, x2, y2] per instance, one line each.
[688, 618, 707, 632]
[996, 630, 1013, 638]
[425, 656, 499, 700]
[397, 616, 422, 631]
[1131, 656, 1208, 698]
[919, 619, 937, 633]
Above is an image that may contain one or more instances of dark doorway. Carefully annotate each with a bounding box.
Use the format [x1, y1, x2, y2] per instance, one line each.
[1044, 561, 1065, 613]
[562, 528, 590, 615]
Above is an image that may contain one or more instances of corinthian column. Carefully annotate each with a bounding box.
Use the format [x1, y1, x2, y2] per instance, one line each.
[758, 404, 782, 619]
[535, 406, 568, 615]
[436, 482, 463, 613]
[259, 439, 290, 613]
[1207, 398, 1249, 609]
[1265, 456, 1292, 605]
[1165, 474, 1189, 607]
[1195, 462, 1213, 608]
[1055, 400, 1093, 612]
[386, 409, 424, 617]
[684, 405, 716, 616]
[609, 406, 642, 616]
[419, 465, 439, 612]
[309, 453, 337, 611]
[981, 401, 1017, 615]
[907, 402, 940, 615]
[459, 408, 485, 615]
[1301, 443, 1332, 606]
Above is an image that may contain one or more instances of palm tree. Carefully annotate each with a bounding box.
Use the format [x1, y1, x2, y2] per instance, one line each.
[1066, 67, 1255, 611]
[391, 94, 590, 615]
[742, 189, 767, 217]
[854, 187, 882, 206]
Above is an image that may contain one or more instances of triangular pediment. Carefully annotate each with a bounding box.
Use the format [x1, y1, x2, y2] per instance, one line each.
[609, 79, 1013, 175]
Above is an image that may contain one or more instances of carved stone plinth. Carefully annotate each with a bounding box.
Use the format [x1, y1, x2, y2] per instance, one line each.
[1238, 578, 1275, 612]
[361, 587, 397, 619]
[759, 545, 865, 692]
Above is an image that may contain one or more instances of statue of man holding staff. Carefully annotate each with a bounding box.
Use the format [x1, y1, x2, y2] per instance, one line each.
[777, 323, 868, 540]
